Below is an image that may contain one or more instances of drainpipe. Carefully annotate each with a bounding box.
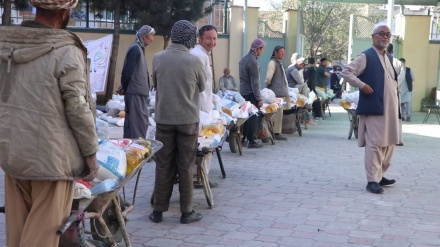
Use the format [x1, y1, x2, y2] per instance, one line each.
[387, 0, 395, 32]
[242, 0, 248, 57]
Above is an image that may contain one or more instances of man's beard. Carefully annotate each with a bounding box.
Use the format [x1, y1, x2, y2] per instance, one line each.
[375, 41, 388, 49]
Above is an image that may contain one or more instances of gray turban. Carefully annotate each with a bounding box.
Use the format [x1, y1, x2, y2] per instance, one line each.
[136, 25, 155, 48]
[31, 0, 78, 9]
[170, 20, 197, 49]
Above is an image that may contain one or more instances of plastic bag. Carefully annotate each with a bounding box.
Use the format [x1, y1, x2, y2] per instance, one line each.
[74, 182, 92, 199]
[95, 140, 127, 182]
[261, 88, 276, 103]
[96, 118, 109, 140]
[90, 179, 119, 195]
[200, 110, 212, 127]
[257, 118, 271, 140]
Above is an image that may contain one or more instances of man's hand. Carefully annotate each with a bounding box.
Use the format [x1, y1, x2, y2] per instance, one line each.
[361, 84, 374, 95]
[83, 155, 99, 182]
[257, 100, 264, 108]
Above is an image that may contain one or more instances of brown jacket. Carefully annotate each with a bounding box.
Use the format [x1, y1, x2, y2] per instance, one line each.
[0, 25, 98, 181]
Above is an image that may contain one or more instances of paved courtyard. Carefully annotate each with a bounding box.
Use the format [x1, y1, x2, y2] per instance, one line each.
[1, 104, 440, 247]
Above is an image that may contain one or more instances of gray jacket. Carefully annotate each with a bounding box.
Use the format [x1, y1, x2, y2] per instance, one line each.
[121, 40, 150, 96]
[152, 43, 206, 125]
[239, 51, 262, 101]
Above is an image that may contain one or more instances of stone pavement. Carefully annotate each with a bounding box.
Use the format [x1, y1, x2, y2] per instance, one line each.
[1, 104, 440, 247]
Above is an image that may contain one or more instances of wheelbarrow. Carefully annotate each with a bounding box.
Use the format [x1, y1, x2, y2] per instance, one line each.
[55, 139, 163, 247]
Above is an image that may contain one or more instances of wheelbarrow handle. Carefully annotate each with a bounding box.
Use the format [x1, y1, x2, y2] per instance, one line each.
[56, 211, 84, 236]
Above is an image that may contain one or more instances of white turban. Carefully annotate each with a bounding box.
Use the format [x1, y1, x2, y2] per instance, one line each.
[31, 0, 78, 10]
[296, 57, 306, 64]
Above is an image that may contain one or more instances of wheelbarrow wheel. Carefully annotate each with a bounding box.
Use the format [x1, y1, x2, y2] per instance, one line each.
[200, 169, 213, 208]
[228, 132, 239, 153]
[90, 195, 125, 244]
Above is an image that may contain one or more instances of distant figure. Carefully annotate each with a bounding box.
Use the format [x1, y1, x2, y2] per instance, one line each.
[219, 68, 237, 91]
[239, 38, 266, 148]
[399, 58, 415, 122]
[121, 25, 155, 139]
[316, 58, 330, 100]
[265, 45, 290, 141]
[342, 23, 399, 194]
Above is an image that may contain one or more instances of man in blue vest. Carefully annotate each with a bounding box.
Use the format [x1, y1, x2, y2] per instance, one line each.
[342, 23, 400, 194]
[399, 58, 415, 122]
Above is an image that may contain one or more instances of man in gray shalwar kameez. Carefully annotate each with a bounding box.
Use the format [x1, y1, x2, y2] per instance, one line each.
[342, 23, 400, 194]
[121, 25, 155, 138]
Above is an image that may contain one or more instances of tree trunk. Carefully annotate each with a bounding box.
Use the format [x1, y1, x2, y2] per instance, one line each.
[104, 0, 121, 102]
[2, 0, 12, 26]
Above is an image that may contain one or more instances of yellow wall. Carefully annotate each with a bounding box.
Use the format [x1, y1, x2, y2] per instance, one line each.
[400, 15, 432, 111]
[228, 6, 244, 85]
[284, 10, 298, 67]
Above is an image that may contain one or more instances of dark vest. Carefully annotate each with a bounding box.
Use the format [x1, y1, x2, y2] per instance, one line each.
[405, 67, 413, 92]
[125, 41, 150, 96]
[285, 65, 297, 88]
[356, 47, 397, 116]
[267, 58, 289, 97]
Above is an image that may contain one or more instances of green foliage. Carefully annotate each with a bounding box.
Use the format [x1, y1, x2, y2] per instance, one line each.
[262, 1, 387, 61]
[0, 0, 28, 9]
[128, 0, 216, 39]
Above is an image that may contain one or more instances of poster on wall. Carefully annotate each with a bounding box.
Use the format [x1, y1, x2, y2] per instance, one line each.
[84, 34, 113, 93]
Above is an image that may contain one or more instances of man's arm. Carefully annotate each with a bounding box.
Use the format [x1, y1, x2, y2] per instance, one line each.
[195, 60, 207, 93]
[58, 48, 99, 180]
[121, 47, 140, 90]
[341, 54, 368, 90]
[249, 60, 262, 101]
[265, 60, 276, 86]
[292, 68, 305, 85]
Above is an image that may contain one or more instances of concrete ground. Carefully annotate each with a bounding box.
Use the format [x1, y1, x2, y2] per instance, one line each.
[1, 104, 440, 247]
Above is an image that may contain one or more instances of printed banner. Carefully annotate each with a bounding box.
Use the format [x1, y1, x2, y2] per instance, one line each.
[84, 34, 113, 93]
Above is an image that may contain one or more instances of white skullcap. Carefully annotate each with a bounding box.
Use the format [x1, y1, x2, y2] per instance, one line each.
[373, 22, 390, 33]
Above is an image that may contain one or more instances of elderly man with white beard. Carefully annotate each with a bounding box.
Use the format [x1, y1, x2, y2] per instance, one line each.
[342, 23, 400, 194]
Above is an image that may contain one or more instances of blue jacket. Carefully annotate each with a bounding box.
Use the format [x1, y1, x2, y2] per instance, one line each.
[356, 47, 397, 116]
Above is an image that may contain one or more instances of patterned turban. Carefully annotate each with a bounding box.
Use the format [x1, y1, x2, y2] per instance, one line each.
[170, 20, 197, 49]
[31, 0, 78, 9]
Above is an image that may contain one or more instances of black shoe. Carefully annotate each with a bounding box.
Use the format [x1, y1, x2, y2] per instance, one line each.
[396, 143, 404, 146]
[406, 117, 411, 122]
[180, 210, 203, 224]
[366, 182, 384, 194]
[149, 211, 163, 223]
[379, 177, 396, 186]
[247, 142, 263, 148]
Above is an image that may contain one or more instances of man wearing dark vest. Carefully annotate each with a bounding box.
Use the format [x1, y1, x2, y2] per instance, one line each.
[265, 46, 290, 140]
[342, 23, 400, 194]
[121, 25, 155, 139]
[399, 58, 415, 122]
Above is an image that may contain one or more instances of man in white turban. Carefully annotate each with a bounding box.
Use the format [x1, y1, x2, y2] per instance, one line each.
[0, 0, 99, 246]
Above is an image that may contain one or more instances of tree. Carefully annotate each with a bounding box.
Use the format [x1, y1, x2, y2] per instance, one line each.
[128, 0, 219, 49]
[1, 0, 28, 26]
[261, 1, 384, 61]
